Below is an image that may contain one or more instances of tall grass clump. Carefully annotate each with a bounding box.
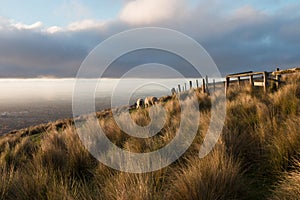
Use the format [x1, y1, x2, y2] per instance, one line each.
[0, 165, 15, 200]
[270, 160, 300, 200]
[168, 145, 248, 200]
[104, 170, 168, 200]
[270, 83, 300, 116]
[223, 92, 264, 168]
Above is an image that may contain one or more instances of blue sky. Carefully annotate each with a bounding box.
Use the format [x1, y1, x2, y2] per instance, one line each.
[0, 0, 300, 77]
[0, 0, 122, 26]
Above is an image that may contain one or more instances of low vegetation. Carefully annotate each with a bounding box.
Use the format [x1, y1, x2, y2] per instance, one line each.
[1, 74, 300, 199]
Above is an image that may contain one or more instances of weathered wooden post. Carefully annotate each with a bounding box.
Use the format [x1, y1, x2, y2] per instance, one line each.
[171, 88, 176, 95]
[196, 80, 199, 88]
[205, 75, 209, 93]
[184, 83, 187, 91]
[213, 79, 216, 92]
[189, 81, 192, 89]
[225, 77, 230, 93]
[263, 71, 268, 93]
[178, 84, 181, 92]
[202, 79, 206, 93]
[249, 75, 254, 86]
[275, 67, 281, 89]
[237, 77, 241, 86]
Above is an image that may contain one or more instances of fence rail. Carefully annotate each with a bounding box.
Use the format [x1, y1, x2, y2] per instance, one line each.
[171, 67, 300, 95]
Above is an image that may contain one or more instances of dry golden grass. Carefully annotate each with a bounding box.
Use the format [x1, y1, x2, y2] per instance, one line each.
[168, 144, 248, 200]
[270, 160, 300, 200]
[1, 75, 300, 199]
[104, 170, 167, 200]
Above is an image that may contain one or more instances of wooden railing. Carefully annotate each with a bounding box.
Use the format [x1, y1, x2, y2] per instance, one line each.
[171, 67, 300, 95]
[225, 67, 300, 93]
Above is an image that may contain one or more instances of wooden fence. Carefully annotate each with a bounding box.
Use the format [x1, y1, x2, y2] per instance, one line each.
[171, 67, 300, 95]
[171, 76, 217, 95]
[225, 67, 300, 93]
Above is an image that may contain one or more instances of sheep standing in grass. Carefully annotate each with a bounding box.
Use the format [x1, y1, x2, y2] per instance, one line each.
[145, 96, 158, 107]
[136, 98, 144, 109]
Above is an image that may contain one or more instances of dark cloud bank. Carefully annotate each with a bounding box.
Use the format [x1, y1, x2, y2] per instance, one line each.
[0, 2, 300, 78]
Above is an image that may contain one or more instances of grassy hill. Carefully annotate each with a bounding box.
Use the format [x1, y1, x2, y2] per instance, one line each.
[1, 74, 300, 199]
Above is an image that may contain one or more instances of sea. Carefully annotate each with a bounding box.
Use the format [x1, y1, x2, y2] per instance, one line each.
[0, 78, 223, 135]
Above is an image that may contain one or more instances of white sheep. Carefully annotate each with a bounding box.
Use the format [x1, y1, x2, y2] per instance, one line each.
[145, 96, 158, 107]
[136, 98, 144, 109]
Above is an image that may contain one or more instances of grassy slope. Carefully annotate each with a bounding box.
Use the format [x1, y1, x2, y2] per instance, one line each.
[1, 74, 300, 199]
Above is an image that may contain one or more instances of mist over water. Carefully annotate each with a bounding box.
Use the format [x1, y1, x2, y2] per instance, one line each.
[0, 78, 223, 135]
[0, 78, 180, 103]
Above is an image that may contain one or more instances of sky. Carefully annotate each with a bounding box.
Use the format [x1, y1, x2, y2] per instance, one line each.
[0, 0, 300, 78]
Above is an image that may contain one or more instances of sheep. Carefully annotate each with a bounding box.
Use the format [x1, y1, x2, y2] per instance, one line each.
[145, 96, 158, 107]
[136, 98, 144, 109]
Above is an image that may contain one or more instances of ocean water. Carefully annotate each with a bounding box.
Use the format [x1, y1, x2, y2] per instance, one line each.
[0, 78, 222, 135]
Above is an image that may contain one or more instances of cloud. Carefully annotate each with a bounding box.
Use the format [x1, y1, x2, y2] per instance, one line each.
[13, 21, 43, 30]
[1, 1, 300, 78]
[67, 19, 105, 31]
[46, 26, 63, 34]
[0, 21, 89, 78]
[120, 0, 186, 25]
[43, 19, 107, 34]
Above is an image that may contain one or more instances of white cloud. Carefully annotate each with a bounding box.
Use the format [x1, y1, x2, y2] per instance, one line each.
[13, 21, 43, 30]
[67, 19, 105, 31]
[119, 0, 186, 25]
[46, 26, 63, 34]
[43, 19, 106, 34]
[0, 15, 106, 34]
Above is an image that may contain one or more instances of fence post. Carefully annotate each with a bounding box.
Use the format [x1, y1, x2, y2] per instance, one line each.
[275, 67, 281, 89]
[213, 79, 216, 92]
[263, 71, 268, 93]
[249, 75, 254, 86]
[202, 79, 206, 93]
[225, 77, 230, 93]
[237, 77, 241, 86]
[171, 88, 176, 95]
[205, 76, 209, 93]
[196, 80, 199, 88]
[184, 83, 187, 91]
[178, 84, 181, 92]
[189, 81, 192, 89]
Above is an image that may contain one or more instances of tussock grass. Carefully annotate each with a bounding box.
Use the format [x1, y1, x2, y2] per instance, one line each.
[104, 170, 167, 200]
[270, 160, 300, 200]
[1, 75, 300, 199]
[168, 145, 248, 200]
